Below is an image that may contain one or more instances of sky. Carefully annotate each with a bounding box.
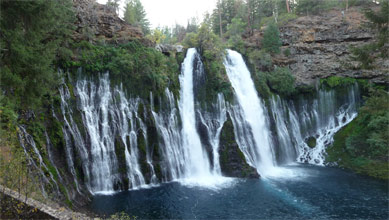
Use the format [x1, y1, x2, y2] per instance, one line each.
[97, 0, 218, 28]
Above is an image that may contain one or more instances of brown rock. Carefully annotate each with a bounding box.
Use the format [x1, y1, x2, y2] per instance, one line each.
[72, 0, 153, 46]
[246, 7, 388, 87]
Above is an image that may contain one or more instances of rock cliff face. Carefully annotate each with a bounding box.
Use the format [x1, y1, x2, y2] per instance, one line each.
[72, 0, 152, 46]
[248, 7, 388, 87]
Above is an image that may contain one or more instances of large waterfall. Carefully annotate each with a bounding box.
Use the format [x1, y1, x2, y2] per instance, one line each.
[28, 48, 361, 196]
[224, 49, 276, 176]
[178, 48, 212, 178]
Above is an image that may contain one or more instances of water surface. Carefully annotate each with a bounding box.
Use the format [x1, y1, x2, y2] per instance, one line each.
[91, 165, 388, 219]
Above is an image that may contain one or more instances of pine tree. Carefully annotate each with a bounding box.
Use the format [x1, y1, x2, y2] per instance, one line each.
[261, 22, 282, 54]
[124, 0, 150, 35]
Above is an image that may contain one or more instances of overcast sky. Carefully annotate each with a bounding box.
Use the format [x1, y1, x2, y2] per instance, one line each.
[97, 0, 217, 28]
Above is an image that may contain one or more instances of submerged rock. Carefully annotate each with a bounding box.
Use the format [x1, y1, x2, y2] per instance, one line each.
[306, 136, 317, 148]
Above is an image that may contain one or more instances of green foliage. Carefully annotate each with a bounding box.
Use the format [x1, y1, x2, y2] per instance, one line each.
[327, 89, 389, 179]
[0, 0, 75, 110]
[67, 41, 180, 99]
[226, 17, 247, 52]
[248, 49, 273, 71]
[320, 76, 357, 88]
[254, 71, 271, 99]
[350, 44, 377, 69]
[145, 29, 166, 44]
[267, 67, 296, 96]
[262, 22, 282, 54]
[182, 32, 198, 48]
[106, 0, 120, 14]
[283, 48, 291, 57]
[123, 0, 150, 35]
[350, 0, 389, 68]
[183, 23, 232, 103]
[295, 0, 340, 15]
[260, 12, 298, 27]
[108, 211, 137, 220]
[211, 0, 245, 37]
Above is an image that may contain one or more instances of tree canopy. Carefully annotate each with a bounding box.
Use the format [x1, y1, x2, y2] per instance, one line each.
[0, 0, 75, 109]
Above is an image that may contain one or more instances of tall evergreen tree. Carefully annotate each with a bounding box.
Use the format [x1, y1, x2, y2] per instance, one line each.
[107, 0, 120, 15]
[124, 0, 150, 35]
[261, 21, 282, 54]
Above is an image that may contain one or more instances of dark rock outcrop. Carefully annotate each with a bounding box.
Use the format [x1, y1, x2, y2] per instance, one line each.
[219, 115, 259, 178]
[72, 0, 153, 46]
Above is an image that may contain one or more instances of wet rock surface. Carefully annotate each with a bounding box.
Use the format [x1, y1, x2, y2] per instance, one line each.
[219, 116, 260, 178]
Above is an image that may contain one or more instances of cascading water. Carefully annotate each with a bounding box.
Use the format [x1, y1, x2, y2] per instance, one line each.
[268, 84, 360, 165]
[113, 88, 146, 189]
[59, 73, 158, 193]
[46, 49, 362, 197]
[198, 93, 227, 175]
[224, 49, 276, 176]
[178, 48, 214, 179]
[59, 81, 89, 193]
[270, 96, 299, 164]
[17, 126, 60, 197]
[151, 89, 186, 181]
[296, 85, 360, 164]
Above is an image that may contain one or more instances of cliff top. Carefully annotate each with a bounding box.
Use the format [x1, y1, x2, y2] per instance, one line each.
[72, 0, 153, 46]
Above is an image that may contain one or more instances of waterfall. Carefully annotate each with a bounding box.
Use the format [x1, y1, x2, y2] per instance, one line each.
[268, 84, 360, 165]
[47, 49, 362, 196]
[224, 49, 276, 176]
[151, 49, 228, 185]
[270, 96, 298, 164]
[178, 48, 212, 178]
[59, 82, 89, 193]
[198, 93, 227, 175]
[59, 73, 158, 193]
[17, 126, 60, 197]
[113, 88, 146, 189]
[151, 89, 185, 181]
[296, 85, 360, 164]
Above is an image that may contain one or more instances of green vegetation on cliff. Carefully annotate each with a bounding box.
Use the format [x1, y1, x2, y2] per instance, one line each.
[351, 0, 388, 69]
[63, 40, 180, 99]
[0, 0, 74, 110]
[183, 23, 233, 103]
[326, 89, 389, 179]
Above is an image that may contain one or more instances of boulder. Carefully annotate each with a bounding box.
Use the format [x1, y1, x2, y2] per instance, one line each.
[219, 115, 260, 178]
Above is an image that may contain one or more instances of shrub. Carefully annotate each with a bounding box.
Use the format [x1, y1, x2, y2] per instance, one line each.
[262, 22, 282, 54]
[267, 67, 295, 96]
[320, 76, 357, 88]
[67, 41, 180, 99]
[327, 89, 389, 179]
[248, 49, 273, 71]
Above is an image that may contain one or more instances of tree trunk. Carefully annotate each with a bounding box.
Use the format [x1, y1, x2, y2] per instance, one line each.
[218, 0, 223, 38]
[286, 0, 290, 13]
[247, 0, 252, 35]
